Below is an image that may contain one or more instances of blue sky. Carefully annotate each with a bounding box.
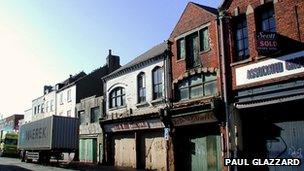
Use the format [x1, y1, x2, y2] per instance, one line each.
[0, 0, 221, 117]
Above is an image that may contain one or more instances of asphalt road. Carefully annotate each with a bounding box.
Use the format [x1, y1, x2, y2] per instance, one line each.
[0, 157, 142, 171]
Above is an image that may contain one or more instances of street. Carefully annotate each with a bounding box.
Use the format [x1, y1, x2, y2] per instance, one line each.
[0, 157, 143, 171]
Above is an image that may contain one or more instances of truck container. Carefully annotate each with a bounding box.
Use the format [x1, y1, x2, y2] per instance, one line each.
[18, 115, 79, 163]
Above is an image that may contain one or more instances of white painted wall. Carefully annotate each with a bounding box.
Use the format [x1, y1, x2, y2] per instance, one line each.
[56, 85, 77, 117]
[106, 60, 166, 119]
[23, 108, 32, 124]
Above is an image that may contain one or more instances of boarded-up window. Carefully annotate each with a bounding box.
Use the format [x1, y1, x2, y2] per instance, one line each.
[199, 27, 210, 51]
[90, 107, 100, 123]
[177, 38, 186, 60]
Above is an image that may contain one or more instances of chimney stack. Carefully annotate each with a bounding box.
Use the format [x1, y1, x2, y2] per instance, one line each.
[106, 49, 120, 73]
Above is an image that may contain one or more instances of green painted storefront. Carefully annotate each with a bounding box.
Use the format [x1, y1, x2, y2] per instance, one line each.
[79, 138, 101, 163]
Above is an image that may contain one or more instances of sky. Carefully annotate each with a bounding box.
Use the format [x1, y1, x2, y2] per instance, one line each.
[0, 0, 221, 118]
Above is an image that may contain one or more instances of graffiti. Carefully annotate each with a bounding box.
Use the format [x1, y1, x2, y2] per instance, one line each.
[289, 146, 302, 159]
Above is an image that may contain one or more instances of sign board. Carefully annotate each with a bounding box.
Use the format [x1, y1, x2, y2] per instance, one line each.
[104, 119, 165, 132]
[256, 32, 278, 55]
[172, 112, 217, 126]
[236, 50, 304, 86]
[164, 128, 170, 141]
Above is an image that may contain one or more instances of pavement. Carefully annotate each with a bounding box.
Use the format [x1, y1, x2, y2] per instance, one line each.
[0, 157, 146, 171]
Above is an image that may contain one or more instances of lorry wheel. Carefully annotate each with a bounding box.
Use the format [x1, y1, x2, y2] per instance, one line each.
[0, 150, 4, 157]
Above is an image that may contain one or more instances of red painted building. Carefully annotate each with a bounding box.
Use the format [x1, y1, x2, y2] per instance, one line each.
[220, 0, 304, 170]
[167, 2, 227, 171]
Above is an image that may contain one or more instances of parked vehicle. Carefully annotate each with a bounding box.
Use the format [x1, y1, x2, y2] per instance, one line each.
[18, 115, 78, 163]
[0, 131, 19, 157]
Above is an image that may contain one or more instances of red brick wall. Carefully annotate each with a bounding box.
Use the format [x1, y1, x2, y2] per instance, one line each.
[222, 0, 304, 90]
[169, 3, 221, 93]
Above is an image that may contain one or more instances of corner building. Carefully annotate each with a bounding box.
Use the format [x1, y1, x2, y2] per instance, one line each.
[220, 0, 304, 170]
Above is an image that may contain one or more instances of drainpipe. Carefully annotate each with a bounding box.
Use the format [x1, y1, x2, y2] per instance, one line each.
[219, 11, 231, 171]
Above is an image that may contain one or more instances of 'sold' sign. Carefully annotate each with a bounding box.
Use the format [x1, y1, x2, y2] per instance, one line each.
[256, 32, 278, 54]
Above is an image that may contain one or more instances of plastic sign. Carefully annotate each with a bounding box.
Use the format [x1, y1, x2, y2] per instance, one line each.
[236, 50, 304, 86]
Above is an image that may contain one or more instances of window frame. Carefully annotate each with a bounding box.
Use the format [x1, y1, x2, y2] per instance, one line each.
[152, 67, 163, 100]
[256, 3, 276, 33]
[176, 26, 210, 61]
[176, 73, 217, 101]
[67, 89, 71, 102]
[90, 107, 100, 123]
[109, 87, 126, 109]
[137, 72, 146, 103]
[234, 15, 250, 61]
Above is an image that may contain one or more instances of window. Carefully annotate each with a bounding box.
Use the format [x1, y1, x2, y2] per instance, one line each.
[152, 67, 163, 100]
[199, 27, 210, 51]
[37, 105, 40, 114]
[67, 89, 71, 102]
[41, 104, 44, 113]
[90, 107, 100, 123]
[176, 27, 210, 68]
[67, 110, 71, 117]
[60, 93, 63, 104]
[137, 73, 146, 103]
[109, 87, 125, 108]
[177, 73, 217, 101]
[177, 38, 186, 60]
[235, 16, 249, 61]
[50, 100, 54, 111]
[78, 111, 85, 125]
[34, 107, 37, 114]
[258, 5, 276, 32]
[45, 101, 49, 113]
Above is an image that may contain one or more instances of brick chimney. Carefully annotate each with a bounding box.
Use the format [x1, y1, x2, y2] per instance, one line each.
[106, 49, 120, 72]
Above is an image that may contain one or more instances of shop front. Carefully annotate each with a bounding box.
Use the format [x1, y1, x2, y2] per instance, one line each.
[233, 50, 304, 171]
[101, 116, 167, 170]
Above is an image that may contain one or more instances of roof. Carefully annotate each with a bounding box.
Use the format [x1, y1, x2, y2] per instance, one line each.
[105, 41, 168, 79]
[57, 71, 87, 91]
[190, 2, 219, 15]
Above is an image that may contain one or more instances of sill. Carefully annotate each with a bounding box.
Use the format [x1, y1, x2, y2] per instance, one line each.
[199, 48, 211, 54]
[230, 58, 252, 67]
[136, 102, 149, 108]
[176, 58, 185, 63]
[151, 98, 164, 105]
[108, 105, 127, 111]
[67, 100, 72, 103]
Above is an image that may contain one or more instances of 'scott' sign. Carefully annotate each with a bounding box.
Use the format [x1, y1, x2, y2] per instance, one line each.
[256, 32, 278, 55]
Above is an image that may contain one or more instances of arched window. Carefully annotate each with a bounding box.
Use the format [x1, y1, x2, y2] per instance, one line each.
[109, 87, 125, 108]
[137, 72, 146, 103]
[152, 67, 163, 100]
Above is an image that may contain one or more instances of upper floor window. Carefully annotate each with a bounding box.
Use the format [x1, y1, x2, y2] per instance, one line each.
[90, 107, 100, 123]
[34, 107, 37, 114]
[176, 27, 210, 68]
[177, 73, 217, 101]
[37, 105, 40, 114]
[137, 73, 146, 103]
[152, 67, 163, 100]
[50, 100, 54, 111]
[67, 110, 71, 117]
[109, 87, 125, 108]
[235, 16, 249, 61]
[257, 5, 276, 32]
[67, 89, 71, 102]
[78, 111, 85, 125]
[60, 93, 63, 104]
[45, 101, 49, 113]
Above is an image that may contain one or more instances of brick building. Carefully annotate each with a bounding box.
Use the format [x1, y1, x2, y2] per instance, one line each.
[167, 2, 227, 171]
[220, 0, 304, 170]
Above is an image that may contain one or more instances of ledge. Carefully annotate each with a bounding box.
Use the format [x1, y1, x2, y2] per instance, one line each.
[108, 105, 127, 111]
[136, 102, 150, 108]
[230, 58, 253, 67]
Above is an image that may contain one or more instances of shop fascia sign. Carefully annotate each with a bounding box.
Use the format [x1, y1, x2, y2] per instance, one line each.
[256, 32, 278, 55]
[236, 50, 304, 86]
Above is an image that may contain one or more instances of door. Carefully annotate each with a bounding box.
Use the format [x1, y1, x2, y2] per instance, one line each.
[190, 135, 221, 171]
[267, 121, 304, 171]
[112, 133, 136, 168]
[79, 139, 85, 162]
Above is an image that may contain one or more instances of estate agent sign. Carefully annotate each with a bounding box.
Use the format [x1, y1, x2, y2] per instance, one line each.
[256, 32, 278, 55]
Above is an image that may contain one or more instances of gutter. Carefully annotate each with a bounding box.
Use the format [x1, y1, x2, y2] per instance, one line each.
[219, 11, 231, 171]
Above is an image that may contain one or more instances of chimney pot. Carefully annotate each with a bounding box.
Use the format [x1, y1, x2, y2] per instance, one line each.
[109, 49, 112, 55]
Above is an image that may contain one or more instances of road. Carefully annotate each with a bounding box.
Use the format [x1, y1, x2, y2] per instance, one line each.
[0, 157, 142, 171]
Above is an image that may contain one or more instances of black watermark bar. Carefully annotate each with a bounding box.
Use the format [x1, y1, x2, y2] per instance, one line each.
[224, 158, 301, 166]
